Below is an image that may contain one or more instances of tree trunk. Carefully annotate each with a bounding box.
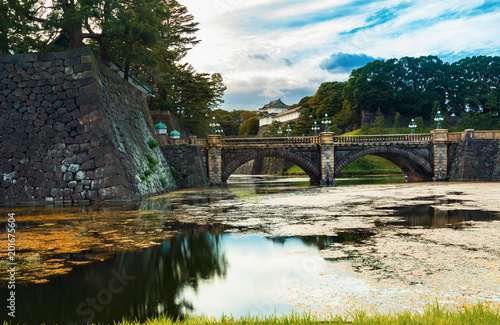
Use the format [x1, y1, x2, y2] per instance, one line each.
[99, 40, 109, 64]
[68, 28, 84, 49]
[124, 56, 130, 81]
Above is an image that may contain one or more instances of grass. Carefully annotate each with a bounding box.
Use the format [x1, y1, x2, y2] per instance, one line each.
[339, 155, 403, 176]
[282, 156, 403, 177]
[100, 303, 500, 325]
[282, 164, 307, 175]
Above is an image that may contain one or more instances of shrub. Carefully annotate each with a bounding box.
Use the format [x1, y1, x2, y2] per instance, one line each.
[145, 153, 159, 169]
[148, 139, 159, 149]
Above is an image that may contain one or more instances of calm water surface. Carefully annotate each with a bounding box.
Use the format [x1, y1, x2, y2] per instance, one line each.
[1, 175, 498, 324]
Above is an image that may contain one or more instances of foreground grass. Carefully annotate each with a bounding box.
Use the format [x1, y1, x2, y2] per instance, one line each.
[112, 303, 500, 325]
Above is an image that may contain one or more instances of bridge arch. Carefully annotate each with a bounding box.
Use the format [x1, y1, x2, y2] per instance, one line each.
[334, 146, 433, 181]
[222, 148, 321, 184]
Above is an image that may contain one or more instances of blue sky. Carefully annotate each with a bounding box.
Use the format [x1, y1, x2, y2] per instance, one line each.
[179, 0, 500, 111]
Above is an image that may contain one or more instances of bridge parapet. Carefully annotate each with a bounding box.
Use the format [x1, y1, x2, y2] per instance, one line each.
[334, 134, 432, 143]
[221, 136, 320, 146]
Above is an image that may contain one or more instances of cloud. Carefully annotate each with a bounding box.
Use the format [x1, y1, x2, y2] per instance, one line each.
[319, 53, 379, 73]
[282, 58, 293, 66]
[249, 54, 269, 61]
[180, 0, 500, 111]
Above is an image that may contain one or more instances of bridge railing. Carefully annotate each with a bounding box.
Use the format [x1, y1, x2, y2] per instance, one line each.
[334, 134, 432, 143]
[222, 136, 320, 146]
[473, 130, 500, 139]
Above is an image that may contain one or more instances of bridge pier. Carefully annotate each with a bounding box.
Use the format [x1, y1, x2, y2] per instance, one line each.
[207, 135, 223, 185]
[320, 132, 336, 184]
[431, 129, 448, 181]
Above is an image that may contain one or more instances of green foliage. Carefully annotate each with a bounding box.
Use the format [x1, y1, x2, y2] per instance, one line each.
[159, 177, 167, 187]
[459, 112, 500, 130]
[314, 81, 347, 118]
[210, 109, 239, 136]
[392, 112, 401, 133]
[373, 108, 385, 134]
[261, 120, 283, 137]
[148, 139, 159, 149]
[139, 174, 147, 181]
[145, 153, 159, 169]
[169, 166, 178, 178]
[328, 124, 343, 135]
[292, 109, 315, 135]
[144, 169, 152, 177]
[414, 116, 425, 133]
[239, 116, 259, 136]
[342, 55, 500, 120]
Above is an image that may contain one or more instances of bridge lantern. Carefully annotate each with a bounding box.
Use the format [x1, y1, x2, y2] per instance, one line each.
[155, 122, 167, 135]
[277, 127, 283, 137]
[312, 121, 320, 136]
[286, 124, 292, 137]
[434, 110, 444, 129]
[409, 119, 417, 134]
[322, 114, 331, 132]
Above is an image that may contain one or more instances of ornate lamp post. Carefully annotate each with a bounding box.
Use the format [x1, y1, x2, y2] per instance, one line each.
[286, 124, 291, 137]
[322, 114, 331, 132]
[408, 118, 417, 134]
[215, 125, 223, 135]
[434, 110, 444, 129]
[277, 126, 283, 137]
[209, 116, 220, 135]
[311, 121, 320, 136]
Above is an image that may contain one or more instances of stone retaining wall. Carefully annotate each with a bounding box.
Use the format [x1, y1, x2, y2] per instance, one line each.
[0, 47, 175, 203]
[448, 139, 500, 181]
[161, 146, 208, 188]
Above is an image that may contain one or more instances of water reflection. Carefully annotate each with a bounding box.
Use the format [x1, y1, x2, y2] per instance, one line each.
[5, 226, 227, 325]
[387, 204, 500, 228]
[336, 175, 406, 186]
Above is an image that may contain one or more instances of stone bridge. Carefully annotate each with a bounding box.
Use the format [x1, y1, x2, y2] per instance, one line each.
[160, 129, 500, 185]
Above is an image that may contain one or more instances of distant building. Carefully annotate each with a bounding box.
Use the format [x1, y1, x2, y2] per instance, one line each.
[258, 99, 302, 127]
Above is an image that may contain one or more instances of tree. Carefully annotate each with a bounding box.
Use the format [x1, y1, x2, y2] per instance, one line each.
[314, 81, 346, 118]
[292, 109, 315, 135]
[373, 108, 385, 134]
[332, 100, 358, 132]
[261, 121, 282, 137]
[239, 116, 259, 136]
[211, 109, 239, 136]
[414, 117, 424, 133]
[392, 112, 401, 134]
[153, 64, 226, 136]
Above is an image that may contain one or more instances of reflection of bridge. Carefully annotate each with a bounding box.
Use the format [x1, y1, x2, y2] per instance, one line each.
[161, 129, 500, 185]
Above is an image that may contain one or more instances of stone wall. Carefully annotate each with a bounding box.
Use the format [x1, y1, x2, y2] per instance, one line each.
[448, 139, 500, 181]
[161, 146, 208, 188]
[0, 47, 175, 203]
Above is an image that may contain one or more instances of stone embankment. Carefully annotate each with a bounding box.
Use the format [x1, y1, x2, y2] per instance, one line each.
[0, 47, 175, 203]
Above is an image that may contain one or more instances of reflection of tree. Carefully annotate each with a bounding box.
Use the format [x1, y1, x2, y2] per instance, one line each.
[3, 226, 226, 324]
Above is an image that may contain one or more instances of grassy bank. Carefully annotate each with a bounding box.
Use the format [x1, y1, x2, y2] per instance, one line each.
[339, 155, 403, 176]
[105, 303, 500, 324]
[282, 164, 307, 175]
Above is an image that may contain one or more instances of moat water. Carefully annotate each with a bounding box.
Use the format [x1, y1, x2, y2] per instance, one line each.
[1, 175, 500, 324]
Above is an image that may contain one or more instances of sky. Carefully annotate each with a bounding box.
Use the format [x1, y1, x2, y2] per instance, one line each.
[178, 0, 500, 111]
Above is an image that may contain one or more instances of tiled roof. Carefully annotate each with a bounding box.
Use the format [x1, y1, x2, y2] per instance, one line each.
[259, 98, 290, 110]
[275, 106, 302, 117]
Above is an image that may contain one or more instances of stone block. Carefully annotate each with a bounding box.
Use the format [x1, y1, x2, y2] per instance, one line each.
[63, 172, 73, 181]
[64, 56, 81, 67]
[98, 185, 127, 200]
[79, 109, 105, 125]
